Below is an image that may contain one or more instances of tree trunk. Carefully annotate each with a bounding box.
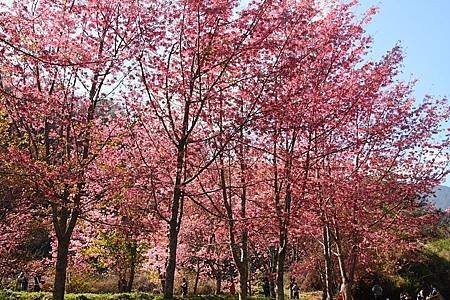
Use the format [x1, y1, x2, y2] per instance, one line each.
[53, 238, 70, 300]
[322, 224, 333, 300]
[276, 241, 287, 300]
[335, 230, 352, 300]
[126, 242, 137, 292]
[194, 261, 201, 294]
[238, 264, 248, 300]
[164, 220, 179, 299]
[215, 268, 222, 295]
[164, 141, 186, 300]
[248, 272, 252, 297]
[221, 124, 249, 300]
[339, 281, 352, 300]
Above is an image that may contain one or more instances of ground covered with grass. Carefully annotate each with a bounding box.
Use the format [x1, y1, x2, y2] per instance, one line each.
[0, 291, 322, 300]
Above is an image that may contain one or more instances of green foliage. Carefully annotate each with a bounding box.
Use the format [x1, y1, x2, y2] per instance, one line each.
[387, 238, 448, 297]
[398, 238, 450, 297]
[84, 231, 146, 274]
[353, 238, 450, 299]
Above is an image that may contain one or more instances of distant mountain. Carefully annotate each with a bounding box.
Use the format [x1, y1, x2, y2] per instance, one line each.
[429, 185, 450, 210]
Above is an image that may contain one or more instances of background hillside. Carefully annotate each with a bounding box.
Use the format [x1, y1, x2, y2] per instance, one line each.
[430, 185, 450, 210]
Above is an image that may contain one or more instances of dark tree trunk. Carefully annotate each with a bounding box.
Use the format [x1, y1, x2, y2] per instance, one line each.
[164, 139, 186, 300]
[126, 242, 137, 292]
[194, 261, 201, 294]
[51, 201, 79, 300]
[215, 268, 222, 295]
[276, 239, 287, 300]
[164, 218, 180, 299]
[53, 238, 70, 300]
[276, 186, 292, 300]
[238, 264, 248, 300]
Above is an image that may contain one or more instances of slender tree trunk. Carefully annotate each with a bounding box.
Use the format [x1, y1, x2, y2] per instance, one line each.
[269, 246, 277, 298]
[273, 130, 296, 300]
[159, 270, 166, 294]
[220, 119, 250, 300]
[238, 130, 249, 300]
[215, 268, 222, 295]
[126, 242, 137, 292]
[164, 217, 180, 299]
[194, 261, 201, 294]
[248, 268, 252, 297]
[164, 187, 183, 299]
[334, 230, 352, 300]
[322, 224, 333, 300]
[276, 235, 287, 300]
[238, 263, 248, 300]
[53, 238, 70, 300]
[339, 280, 352, 300]
[348, 246, 358, 291]
[164, 141, 186, 300]
[276, 186, 292, 300]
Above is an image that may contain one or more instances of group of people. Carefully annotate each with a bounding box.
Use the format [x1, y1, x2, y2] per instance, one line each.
[16, 271, 42, 292]
[401, 283, 441, 300]
[373, 282, 441, 300]
[15, 270, 442, 299]
[262, 277, 300, 299]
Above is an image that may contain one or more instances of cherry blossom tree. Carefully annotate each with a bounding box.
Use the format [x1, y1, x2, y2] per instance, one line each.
[0, 0, 142, 298]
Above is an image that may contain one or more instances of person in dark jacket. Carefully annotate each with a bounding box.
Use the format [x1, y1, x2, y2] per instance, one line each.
[262, 277, 270, 297]
[181, 277, 188, 297]
[33, 273, 42, 292]
[17, 272, 28, 291]
[291, 281, 300, 299]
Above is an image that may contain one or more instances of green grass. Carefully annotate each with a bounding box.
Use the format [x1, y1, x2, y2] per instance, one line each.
[0, 291, 322, 300]
[0, 291, 157, 300]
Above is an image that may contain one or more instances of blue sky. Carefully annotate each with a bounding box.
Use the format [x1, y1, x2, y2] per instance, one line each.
[357, 0, 450, 186]
[358, 0, 450, 100]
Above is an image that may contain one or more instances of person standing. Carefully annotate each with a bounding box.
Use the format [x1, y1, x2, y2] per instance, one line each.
[17, 272, 25, 291]
[263, 277, 270, 297]
[430, 285, 440, 298]
[181, 277, 188, 297]
[291, 281, 300, 300]
[417, 282, 431, 300]
[417, 288, 425, 300]
[289, 278, 294, 299]
[17, 272, 28, 291]
[33, 273, 42, 292]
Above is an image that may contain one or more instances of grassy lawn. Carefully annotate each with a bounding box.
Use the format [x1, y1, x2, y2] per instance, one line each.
[0, 291, 322, 300]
